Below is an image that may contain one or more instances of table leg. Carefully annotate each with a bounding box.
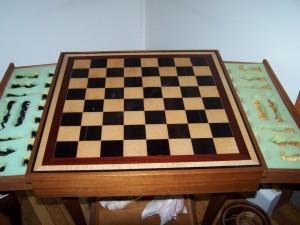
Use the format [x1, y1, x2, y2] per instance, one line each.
[274, 184, 295, 211]
[63, 197, 87, 225]
[0, 193, 22, 225]
[201, 193, 229, 225]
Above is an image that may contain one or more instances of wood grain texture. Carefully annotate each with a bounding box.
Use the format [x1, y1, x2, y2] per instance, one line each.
[270, 202, 300, 225]
[14, 191, 90, 225]
[26, 191, 54, 225]
[63, 198, 87, 225]
[17, 191, 42, 225]
[42, 198, 76, 225]
[27, 51, 262, 199]
[261, 168, 300, 183]
[0, 176, 32, 192]
[0, 63, 14, 97]
[2, 192, 296, 225]
[32, 51, 259, 172]
[296, 91, 300, 115]
[201, 193, 228, 225]
[30, 168, 262, 197]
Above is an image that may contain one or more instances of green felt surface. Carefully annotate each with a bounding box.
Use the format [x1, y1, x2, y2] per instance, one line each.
[226, 63, 300, 169]
[0, 65, 55, 176]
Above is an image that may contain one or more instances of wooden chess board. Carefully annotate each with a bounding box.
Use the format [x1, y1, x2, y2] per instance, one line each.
[30, 51, 260, 173]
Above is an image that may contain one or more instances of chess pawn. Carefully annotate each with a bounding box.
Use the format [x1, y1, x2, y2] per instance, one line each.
[258, 111, 267, 120]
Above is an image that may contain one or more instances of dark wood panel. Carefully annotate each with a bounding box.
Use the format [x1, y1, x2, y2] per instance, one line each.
[30, 168, 262, 197]
[296, 91, 300, 115]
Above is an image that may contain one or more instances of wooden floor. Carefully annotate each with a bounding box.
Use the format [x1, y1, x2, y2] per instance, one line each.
[2, 191, 92, 225]
[1, 192, 300, 225]
[194, 194, 300, 225]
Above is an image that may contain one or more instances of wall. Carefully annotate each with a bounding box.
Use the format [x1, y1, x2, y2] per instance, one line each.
[145, 0, 300, 103]
[0, 0, 145, 76]
[1, 0, 299, 102]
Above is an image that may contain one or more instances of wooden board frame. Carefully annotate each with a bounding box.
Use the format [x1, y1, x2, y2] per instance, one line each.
[31, 50, 260, 171]
[26, 50, 263, 197]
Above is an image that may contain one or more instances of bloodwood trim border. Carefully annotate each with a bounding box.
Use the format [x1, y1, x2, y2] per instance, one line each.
[41, 51, 251, 166]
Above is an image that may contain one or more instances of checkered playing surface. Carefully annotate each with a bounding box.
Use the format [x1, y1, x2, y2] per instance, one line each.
[29, 52, 261, 172]
[53, 56, 238, 159]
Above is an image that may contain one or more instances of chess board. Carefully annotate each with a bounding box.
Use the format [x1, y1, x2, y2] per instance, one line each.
[31, 51, 260, 172]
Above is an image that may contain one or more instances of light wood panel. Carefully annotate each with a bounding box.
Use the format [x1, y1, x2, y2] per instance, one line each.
[30, 168, 262, 197]
[14, 191, 89, 225]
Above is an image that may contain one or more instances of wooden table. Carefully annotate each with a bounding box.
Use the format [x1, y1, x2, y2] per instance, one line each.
[27, 51, 262, 194]
[24, 50, 263, 224]
[2, 51, 299, 224]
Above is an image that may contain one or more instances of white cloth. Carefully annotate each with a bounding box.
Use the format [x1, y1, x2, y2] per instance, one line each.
[141, 195, 187, 225]
[99, 196, 140, 210]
